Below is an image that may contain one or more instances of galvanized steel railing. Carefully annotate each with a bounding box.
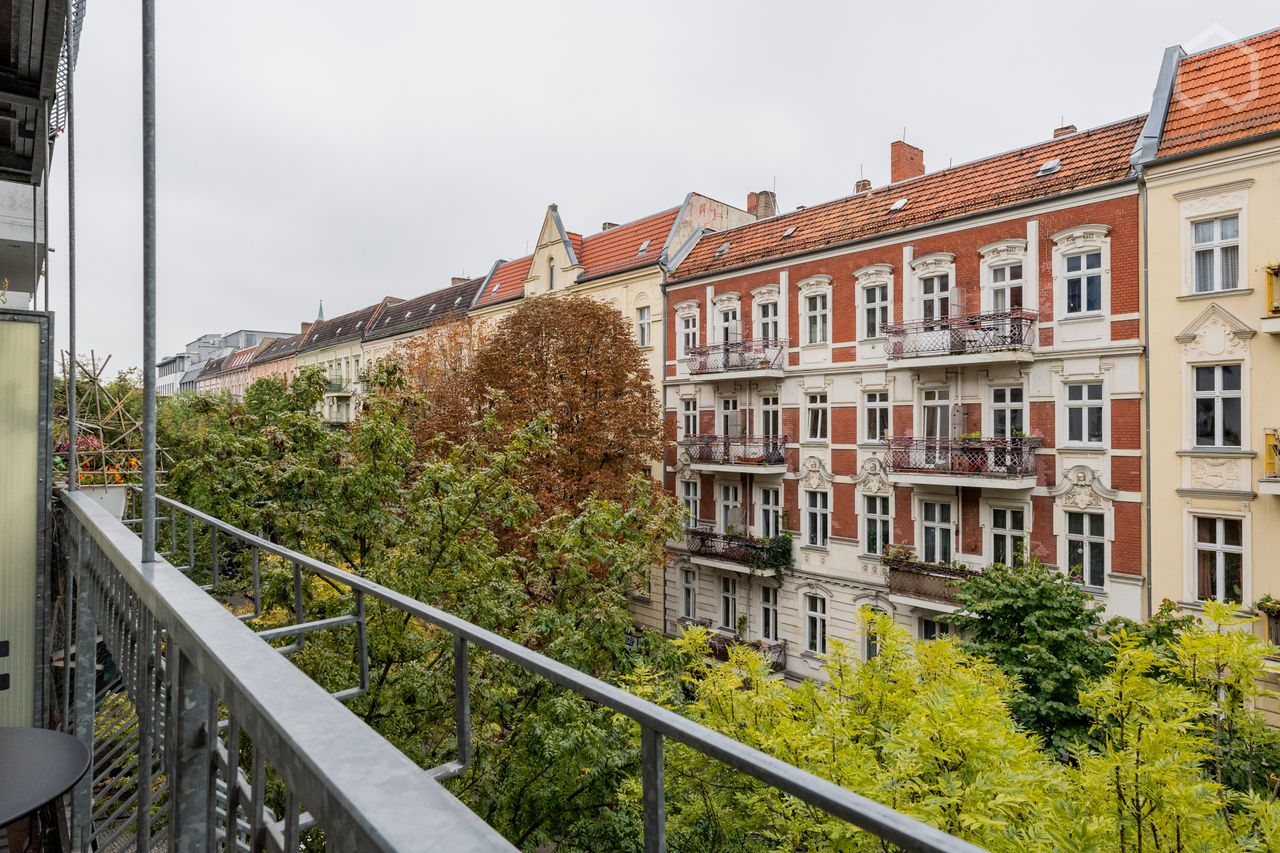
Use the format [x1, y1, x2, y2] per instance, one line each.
[679, 433, 789, 466]
[683, 337, 787, 374]
[58, 486, 983, 852]
[884, 436, 1041, 479]
[884, 309, 1036, 360]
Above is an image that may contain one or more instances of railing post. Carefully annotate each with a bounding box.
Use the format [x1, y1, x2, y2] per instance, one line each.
[169, 647, 212, 853]
[454, 635, 471, 769]
[641, 726, 665, 853]
[71, 527, 95, 853]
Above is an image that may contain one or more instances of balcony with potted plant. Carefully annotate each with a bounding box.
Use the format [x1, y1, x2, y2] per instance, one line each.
[884, 432, 1041, 488]
[882, 544, 981, 605]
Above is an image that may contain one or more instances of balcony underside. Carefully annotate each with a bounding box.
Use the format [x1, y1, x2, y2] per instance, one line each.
[689, 552, 762, 574]
[686, 367, 785, 382]
[888, 470, 1036, 489]
[887, 349, 1033, 370]
[1259, 478, 1280, 496]
[690, 462, 787, 475]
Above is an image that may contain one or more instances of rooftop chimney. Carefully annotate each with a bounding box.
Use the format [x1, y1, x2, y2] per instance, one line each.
[300, 321, 313, 336]
[890, 141, 925, 183]
[747, 190, 778, 220]
[1053, 124, 1077, 139]
[854, 178, 872, 193]
[451, 276, 469, 286]
[601, 222, 619, 231]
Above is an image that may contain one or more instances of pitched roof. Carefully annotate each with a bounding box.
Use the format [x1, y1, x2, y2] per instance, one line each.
[670, 115, 1145, 283]
[364, 276, 484, 342]
[473, 255, 533, 308]
[220, 346, 260, 373]
[298, 299, 397, 353]
[197, 356, 226, 379]
[1158, 27, 1280, 158]
[575, 207, 680, 282]
[254, 332, 304, 365]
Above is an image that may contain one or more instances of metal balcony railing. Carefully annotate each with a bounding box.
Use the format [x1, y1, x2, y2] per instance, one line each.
[51, 488, 979, 852]
[683, 338, 787, 375]
[883, 550, 981, 604]
[707, 633, 787, 672]
[884, 436, 1041, 478]
[685, 526, 774, 566]
[884, 309, 1036, 360]
[1265, 428, 1279, 482]
[679, 434, 789, 466]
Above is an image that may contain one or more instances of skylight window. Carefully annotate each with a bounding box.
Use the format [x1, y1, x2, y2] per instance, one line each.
[637, 239, 651, 254]
[454, 296, 462, 306]
[782, 226, 797, 238]
[714, 242, 731, 258]
[405, 310, 412, 319]
[336, 326, 342, 333]
[1037, 158, 1061, 177]
[429, 303, 436, 312]
[355, 321, 363, 329]
[889, 198, 908, 212]
[491, 282, 500, 294]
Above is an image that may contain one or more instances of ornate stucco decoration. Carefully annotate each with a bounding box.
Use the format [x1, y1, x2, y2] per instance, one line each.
[1174, 180, 1252, 216]
[977, 238, 1028, 263]
[796, 275, 833, 297]
[750, 284, 779, 302]
[1048, 464, 1118, 511]
[853, 263, 894, 287]
[711, 291, 741, 311]
[798, 455, 836, 490]
[676, 463, 698, 483]
[1050, 224, 1111, 251]
[851, 456, 890, 496]
[1175, 303, 1255, 359]
[673, 299, 699, 317]
[1189, 457, 1242, 491]
[909, 252, 955, 277]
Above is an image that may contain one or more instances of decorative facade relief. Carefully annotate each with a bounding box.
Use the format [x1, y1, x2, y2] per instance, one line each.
[909, 252, 955, 277]
[1049, 464, 1118, 511]
[799, 455, 836, 490]
[853, 264, 894, 288]
[1189, 457, 1243, 491]
[1176, 304, 1255, 360]
[851, 456, 890, 496]
[1050, 224, 1110, 252]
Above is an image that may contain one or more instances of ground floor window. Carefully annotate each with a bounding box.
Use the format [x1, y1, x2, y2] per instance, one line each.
[720, 576, 738, 629]
[805, 594, 827, 654]
[1194, 516, 1243, 604]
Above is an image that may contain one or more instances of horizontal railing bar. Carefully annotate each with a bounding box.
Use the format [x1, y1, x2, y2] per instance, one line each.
[331, 686, 365, 703]
[255, 615, 358, 642]
[141, 490, 981, 853]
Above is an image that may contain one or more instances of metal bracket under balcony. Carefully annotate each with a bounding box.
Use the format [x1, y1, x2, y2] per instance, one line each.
[884, 436, 1041, 488]
[679, 434, 788, 473]
[884, 309, 1036, 368]
[883, 550, 980, 605]
[682, 338, 787, 380]
[685, 526, 773, 573]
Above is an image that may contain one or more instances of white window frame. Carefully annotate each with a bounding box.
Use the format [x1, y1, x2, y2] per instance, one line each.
[681, 398, 698, 439]
[863, 494, 890, 556]
[757, 299, 780, 343]
[920, 387, 952, 440]
[978, 239, 1033, 313]
[719, 482, 741, 533]
[1051, 225, 1111, 321]
[804, 593, 827, 654]
[920, 617, 951, 641]
[908, 254, 956, 323]
[918, 498, 955, 565]
[989, 385, 1026, 439]
[675, 304, 700, 358]
[1191, 214, 1242, 293]
[759, 486, 782, 538]
[1177, 183, 1249, 296]
[760, 586, 779, 641]
[681, 568, 698, 619]
[1063, 381, 1105, 447]
[865, 390, 889, 442]
[806, 392, 829, 442]
[1192, 363, 1243, 449]
[804, 291, 829, 345]
[717, 304, 740, 345]
[680, 479, 699, 528]
[635, 305, 651, 348]
[760, 394, 780, 438]
[720, 576, 738, 630]
[989, 501, 1027, 567]
[855, 264, 894, 341]
[1189, 512, 1247, 605]
[1065, 510, 1107, 589]
[720, 397, 740, 435]
[804, 489, 830, 549]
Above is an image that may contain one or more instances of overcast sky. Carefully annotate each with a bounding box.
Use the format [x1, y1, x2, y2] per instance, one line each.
[41, 1, 1277, 370]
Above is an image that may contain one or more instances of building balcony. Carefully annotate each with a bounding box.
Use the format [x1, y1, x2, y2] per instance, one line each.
[684, 526, 791, 574]
[708, 633, 788, 672]
[884, 309, 1036, 368]
[883, 548, 981, 605]
[1262, 428, 1280, 495]
[682, 338, 787, 379]
[325, 379, 354, 395]
[679, 434, 789, 473]
[884, 436, 1041, 488]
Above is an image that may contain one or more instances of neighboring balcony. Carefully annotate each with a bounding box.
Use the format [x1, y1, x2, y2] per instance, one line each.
[679, 434, 789, 473]
[884, 435, 1041, 489]
[884, 309, 1036, 368]
[684, 526, 792, 574]
[883, 547, 981, 605]
[1262, 428, 1280, 495]
[683, 338, 787, 380]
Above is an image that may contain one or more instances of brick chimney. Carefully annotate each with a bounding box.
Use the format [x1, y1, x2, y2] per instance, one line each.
[1053, 124, 1077, 138]
[890, 141, 925, 183]
[854, 178, 872, 193]
[300, 321, 313, 336]
[601, 222, 619, 231]
[451, 276, 469, 286]
[747, 190, 778, 219]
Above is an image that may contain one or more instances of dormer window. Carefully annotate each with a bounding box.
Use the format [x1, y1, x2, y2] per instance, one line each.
[637, 239, 651, 254]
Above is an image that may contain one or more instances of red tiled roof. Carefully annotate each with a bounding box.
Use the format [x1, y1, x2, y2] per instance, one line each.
[220, 346, 259, 372]
[364, 276, 484, 341]
[671, 116, 1145, 283]
[1158, 27, 1280, 158]
[473, 255, 533, 308]
[575, 207, 679, 282]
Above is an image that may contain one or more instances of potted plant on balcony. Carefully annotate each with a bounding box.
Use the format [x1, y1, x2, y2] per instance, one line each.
[956, 430, 985, 473]
[749, 533, 794, 581]
[55, 436, 137, 519]
[1255, 595, 1280, 646]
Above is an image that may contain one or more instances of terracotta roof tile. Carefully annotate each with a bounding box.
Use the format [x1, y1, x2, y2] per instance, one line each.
[671, 116, 1144, 282]
[364, 276, 484, 341]
[1159, 27, 1280, 157]
[575, 207, 679, 282]
[220, 346, 259, 372]
[473, 255, 533, 308]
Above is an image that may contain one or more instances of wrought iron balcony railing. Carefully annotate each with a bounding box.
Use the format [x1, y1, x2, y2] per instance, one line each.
[883, 549, 981, 604]
[707, 633, 788, 672]
[50, 488, 977, 853]
[884, 436, 1041, 478]
[679, 434, 789, 467]
[683, 338, 787, 375]
[685, 526, 774, 567]
[884, 309, 1036, 360]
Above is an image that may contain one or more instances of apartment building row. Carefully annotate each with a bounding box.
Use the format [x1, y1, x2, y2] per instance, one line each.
[169, 28, 1280, 678]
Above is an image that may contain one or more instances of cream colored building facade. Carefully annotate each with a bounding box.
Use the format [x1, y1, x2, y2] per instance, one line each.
[1137, 33, 1280, 636]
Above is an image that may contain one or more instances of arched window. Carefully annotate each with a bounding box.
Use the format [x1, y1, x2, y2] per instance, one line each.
[547, 256, 555, 290]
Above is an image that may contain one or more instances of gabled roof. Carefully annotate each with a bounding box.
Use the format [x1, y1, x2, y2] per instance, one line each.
[298, 298, 398, 353]
[575, 207, 680, 283]
[472, 255, 533, 308]
[220, 346, 260, 373]
[670, 115, 1145, 283]
[365, 276, 484, 342]
[197, 356, 226, 380]
[254, 332, 304, 365]
[1158, 27, 1280, 158]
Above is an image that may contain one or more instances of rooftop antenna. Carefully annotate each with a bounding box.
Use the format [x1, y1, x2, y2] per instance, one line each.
[902, 126, 907, 141]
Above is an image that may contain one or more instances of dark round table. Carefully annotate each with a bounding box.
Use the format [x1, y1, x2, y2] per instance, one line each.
[0, 727, 91, 827]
